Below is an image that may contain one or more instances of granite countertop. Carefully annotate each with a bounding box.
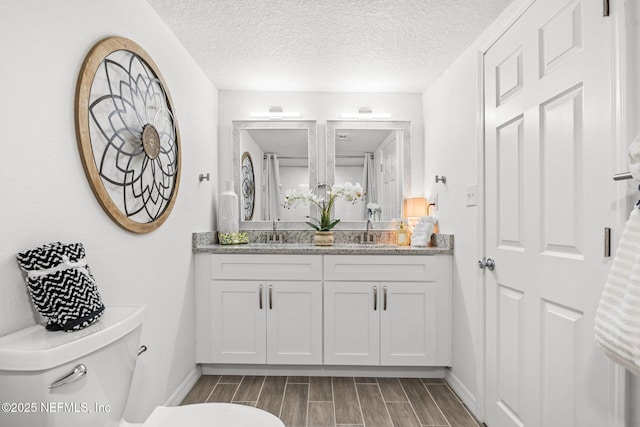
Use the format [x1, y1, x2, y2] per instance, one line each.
[193, 232, 453, 255]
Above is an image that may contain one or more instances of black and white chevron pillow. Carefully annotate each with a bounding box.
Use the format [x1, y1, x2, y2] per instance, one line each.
[16, 242, 105, 332]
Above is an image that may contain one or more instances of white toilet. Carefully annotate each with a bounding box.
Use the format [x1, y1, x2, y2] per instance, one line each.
[0, 305, 285, 427]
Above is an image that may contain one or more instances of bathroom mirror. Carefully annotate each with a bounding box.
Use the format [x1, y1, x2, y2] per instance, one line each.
[326, 121, 411, 223]
[233, 120, 317, 224]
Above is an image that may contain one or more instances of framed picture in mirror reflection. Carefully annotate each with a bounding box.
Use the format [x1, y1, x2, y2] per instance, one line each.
[241, 151, 255, 221]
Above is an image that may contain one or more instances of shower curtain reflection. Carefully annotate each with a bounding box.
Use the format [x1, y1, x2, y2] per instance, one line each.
[262, 153, 281, 221]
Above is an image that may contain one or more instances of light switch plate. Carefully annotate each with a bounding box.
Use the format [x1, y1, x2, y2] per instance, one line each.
[465, 185, 477, 207]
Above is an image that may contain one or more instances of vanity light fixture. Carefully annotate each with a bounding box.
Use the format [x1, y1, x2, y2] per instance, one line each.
[341, 107, 391, 120]
[250, 106, 300, 120]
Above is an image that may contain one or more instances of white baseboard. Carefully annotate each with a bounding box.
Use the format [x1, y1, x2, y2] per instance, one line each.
[201, 364, 446, 378]
[164, 366, 201, 407]
[445, 370, 478, 417]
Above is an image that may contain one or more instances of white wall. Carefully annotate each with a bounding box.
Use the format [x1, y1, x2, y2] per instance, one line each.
[0, 0, 217, 422]
[218, 90, 424, 203]
[423, 46, 481, 410]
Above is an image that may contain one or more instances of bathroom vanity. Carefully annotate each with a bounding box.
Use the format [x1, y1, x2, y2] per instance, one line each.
[193, 235, 453, 373]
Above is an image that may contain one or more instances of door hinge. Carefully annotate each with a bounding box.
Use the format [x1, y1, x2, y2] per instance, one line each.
[603, 0, 610, 17]
[604, 227, 611, 257]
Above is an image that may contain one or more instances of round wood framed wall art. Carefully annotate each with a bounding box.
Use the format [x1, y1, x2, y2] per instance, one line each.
[75, 36, 181, 233]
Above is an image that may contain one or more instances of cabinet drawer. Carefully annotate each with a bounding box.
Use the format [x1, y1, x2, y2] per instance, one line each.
[324, 255, 449, 282]
[211, 254, 322, 280]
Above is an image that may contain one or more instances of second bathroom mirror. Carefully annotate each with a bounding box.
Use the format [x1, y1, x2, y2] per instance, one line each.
[233, 120, 317, 224]
[326, 120, 411, 223]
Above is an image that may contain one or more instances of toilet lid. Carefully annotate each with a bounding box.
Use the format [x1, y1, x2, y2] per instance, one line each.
[143, 403, 285, 427]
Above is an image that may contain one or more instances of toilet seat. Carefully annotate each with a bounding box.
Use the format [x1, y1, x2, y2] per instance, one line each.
[141, 403, 285, 427]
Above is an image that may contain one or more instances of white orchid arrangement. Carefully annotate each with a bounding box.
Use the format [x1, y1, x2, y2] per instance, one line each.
[283, 182, 365, 231]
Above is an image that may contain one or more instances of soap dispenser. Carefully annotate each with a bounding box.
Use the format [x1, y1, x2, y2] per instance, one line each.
[396, 219, 409, 246]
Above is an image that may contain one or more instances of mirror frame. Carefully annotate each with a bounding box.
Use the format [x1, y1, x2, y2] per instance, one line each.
[326, 120, 411, 229]
[233, 120, 318, 229]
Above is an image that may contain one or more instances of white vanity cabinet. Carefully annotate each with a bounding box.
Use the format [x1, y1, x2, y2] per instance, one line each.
[196, 254, 323, 365]
[323, 255, 451, 366]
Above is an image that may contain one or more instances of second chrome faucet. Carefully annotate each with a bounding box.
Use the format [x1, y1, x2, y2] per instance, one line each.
[266, 219, 284, 243]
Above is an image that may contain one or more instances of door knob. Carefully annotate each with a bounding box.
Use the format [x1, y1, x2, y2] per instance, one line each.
[478, 257, 495, 271]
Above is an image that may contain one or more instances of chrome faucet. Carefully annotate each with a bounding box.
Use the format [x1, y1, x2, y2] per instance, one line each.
[267, 219, 283, 243]
[361, 219, 375, 243]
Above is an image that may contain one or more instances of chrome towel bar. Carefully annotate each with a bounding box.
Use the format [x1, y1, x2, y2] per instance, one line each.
[613, 172, 634, 181]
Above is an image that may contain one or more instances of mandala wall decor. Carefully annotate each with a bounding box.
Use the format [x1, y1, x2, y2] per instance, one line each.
[241, 152, 255, 221]
[75, 37, 181, 233]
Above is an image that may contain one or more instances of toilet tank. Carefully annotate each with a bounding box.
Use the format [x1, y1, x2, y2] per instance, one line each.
[0, 305, 145, 427]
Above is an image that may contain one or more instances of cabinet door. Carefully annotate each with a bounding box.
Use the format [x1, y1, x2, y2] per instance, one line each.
[324, 282, 379, 365]
[210, 281, 266, 364]
[380, 282, 444, 366]
[266, 281, 322, 365]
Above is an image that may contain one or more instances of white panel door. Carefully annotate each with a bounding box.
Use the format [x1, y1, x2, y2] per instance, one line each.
[380, 282, 438, 366]
[324, 281, 380, 365]
[379, 134, 401, 220]
[266, 281, 323, 365]
[484, 0, 613, 426]
[210, 281, 266, 364]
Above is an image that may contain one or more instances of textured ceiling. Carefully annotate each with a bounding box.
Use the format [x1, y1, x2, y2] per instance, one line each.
[146, 0, 513, 93]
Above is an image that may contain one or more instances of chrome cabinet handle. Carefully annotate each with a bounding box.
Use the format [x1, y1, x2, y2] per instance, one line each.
[373, 286, 378, 311]
[269, 285, 273, 310]
[259, 285, 263, 309]
[49, 364, 87, 389]
[383, 286, 388, 311]
[478, 257, 496, 271]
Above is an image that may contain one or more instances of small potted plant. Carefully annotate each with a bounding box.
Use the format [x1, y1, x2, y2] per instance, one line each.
[283, 182, 365, 246]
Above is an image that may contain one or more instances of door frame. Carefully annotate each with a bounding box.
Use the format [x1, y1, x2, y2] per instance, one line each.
[473, 0, 626, 425]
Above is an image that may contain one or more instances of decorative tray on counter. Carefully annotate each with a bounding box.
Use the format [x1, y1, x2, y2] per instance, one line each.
[218, 232, 249, 245]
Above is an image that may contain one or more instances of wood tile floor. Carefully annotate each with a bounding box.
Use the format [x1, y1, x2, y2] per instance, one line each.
[181, 375, 482, 427]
